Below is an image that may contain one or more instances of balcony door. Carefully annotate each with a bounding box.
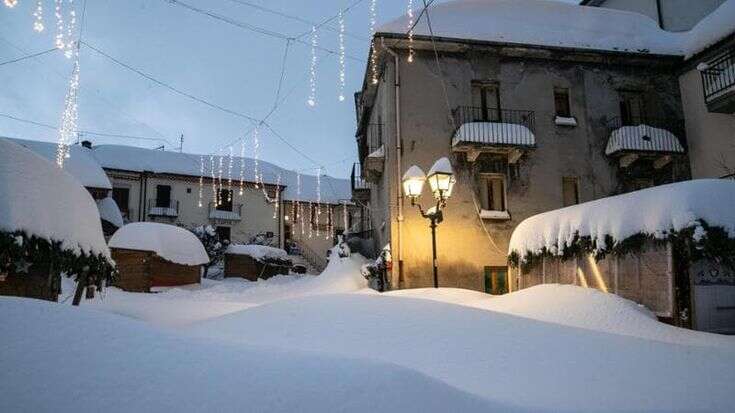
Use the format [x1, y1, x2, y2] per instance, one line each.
[472, 82, 501, 122]
[218, 189, 233, 211]
[619, 91, 646, 126]
[155, 185, 171, 208]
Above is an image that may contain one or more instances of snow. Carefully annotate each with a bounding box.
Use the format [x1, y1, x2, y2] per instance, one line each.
[554, 115, 578, 126]
[368, 144, 385, 158]
[96, 196, 124, 228]
[226, 244, 288, 261]
[682, 0, 735, 58]
[91, 144, 351, 204]
[6, 137, 112, 189]
[452, 122, 535, 147]
[147, 206, 178, 217]
[379, 0, 683, 55]
[109, 222, 209, 266]
[427, 156, 453, 175]
[605, 124, 686, 155]
[479, 209, 510, 220]
[509, 179, 735, 259]
[402, 164, 425, 180]
[208, 208, 241, 220]
[0, 138, 110, 258]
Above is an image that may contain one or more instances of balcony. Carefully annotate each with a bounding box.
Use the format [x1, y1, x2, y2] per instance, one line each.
[451, 106, 536, 163]
[700, 48, 735, 113]
[208, 202, 243, 222]
[357, 123, 384, 181]
[605, 116, 686, 169]
[147, 199, 179, 218]
[351, 163, 370, 203]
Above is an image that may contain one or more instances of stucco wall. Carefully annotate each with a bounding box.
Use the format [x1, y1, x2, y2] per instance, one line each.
[679, 67, 735, 178]
[368, 46, 684, 291]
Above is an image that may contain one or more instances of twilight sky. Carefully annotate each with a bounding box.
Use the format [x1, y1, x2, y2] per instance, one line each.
[0, 0, 577, 178]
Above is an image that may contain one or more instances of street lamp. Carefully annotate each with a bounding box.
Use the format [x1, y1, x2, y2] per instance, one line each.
[402, 157, 456, 288]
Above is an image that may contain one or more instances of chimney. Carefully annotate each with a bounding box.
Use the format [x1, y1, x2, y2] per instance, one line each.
[81, 140, 92, 149]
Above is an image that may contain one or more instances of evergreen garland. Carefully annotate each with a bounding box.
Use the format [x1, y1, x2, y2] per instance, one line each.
[0, 230, 116, 292]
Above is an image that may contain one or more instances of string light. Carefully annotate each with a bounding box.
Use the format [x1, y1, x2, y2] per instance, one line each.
[56, 53, 80, 167]
[238, 139, 245, 195]
[369, 0, 378, 85]
[33, 0, 45, 32]
[338, 10, 346, 101]
[315, 169, 322, 238]
[307, 26, 318, 107]
[217, 151, 224, 206]
[272, 174, 281, 219]
[325, 205, 332, 240]
[198, 155, 204, 208]
[227, 146, 233, 202]
[210, 155, 217, 206]
[342, 201, 348, 233]
[253, 127, 260, 189]
[54, 0, 65, 50]
[308, 201, 313, 239]
[4, 0, 18, 8]
[297, 173, 304, 236]
[407, 0, 415, 63]
[64, 0, 76, 59]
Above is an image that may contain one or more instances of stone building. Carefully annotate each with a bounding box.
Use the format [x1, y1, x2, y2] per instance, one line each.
[351, 0, 733, 292]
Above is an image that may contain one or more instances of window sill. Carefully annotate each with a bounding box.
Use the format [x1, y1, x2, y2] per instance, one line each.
[554, 116, 578, 127]
[479, 209, 511, 220]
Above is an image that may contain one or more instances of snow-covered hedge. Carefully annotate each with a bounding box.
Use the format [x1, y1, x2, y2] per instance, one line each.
[508, 180, 735, 268]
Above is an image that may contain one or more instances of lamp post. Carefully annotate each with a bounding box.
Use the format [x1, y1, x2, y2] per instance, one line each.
[402, 157, 456, 288]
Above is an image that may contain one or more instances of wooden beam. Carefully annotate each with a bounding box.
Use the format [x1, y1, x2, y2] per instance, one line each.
[619, 153, 639, 168]
[508, 149, 523, 164]
[466, 149, 482, 162]
[653, 155, 672, 169]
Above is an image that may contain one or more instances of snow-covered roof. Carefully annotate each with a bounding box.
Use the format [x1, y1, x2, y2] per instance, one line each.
[379, 0, 683, 55]
[378, 0, 735, 58]
[226, 244, 288, 261]
[605, 125, 685, 155]
[5, 138, 112, 190]
[0, 138, 110, 258]
[109, 222, 209, 265]
[92, 144, 351, 204]
[96, 197, 124, 228]
[452, 122, 535, 147]
[508, 179, 735, 259]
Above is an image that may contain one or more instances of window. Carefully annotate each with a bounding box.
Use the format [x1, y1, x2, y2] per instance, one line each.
[218, 189, 233, 211]
[484, 266, 508, 295]
[619, 91, 646, 125]
[471, 81, 501, 122]
[186, 188, 192, 194]
[562, 177, 580, 207]
[112, 187, 130, 216]
[155, 185, 171, 208]
[554, 88, 571, 117]
[480, 174, 506, 212]
[215, 226, 231, 242]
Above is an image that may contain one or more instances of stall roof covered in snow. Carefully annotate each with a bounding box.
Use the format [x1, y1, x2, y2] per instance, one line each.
[6, 138, 112, 189]
[452, 123, 535, 147]
[91, 144, 351, 204]
[96, 197, 124, 228]
[378, 0, 735, 58]
[226, 244, 288, 261]
[605, 125, 685, 155]
[109, 222, 208, 265]
[0, 138, 110, 258]
[508, 179, 735, 259]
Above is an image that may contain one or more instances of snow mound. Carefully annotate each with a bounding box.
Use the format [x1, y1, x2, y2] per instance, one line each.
[7, 137, 111, 189]
[0, 297, 495, 412]
[190, 292, 735, 413]
[226, 244, 288, 261]
[96, 197, 124, 228]
[109, 222, 208, 265]
[0, 138, 110, 258]
[379, 0, 682, 55]
[509, 179, 735, 259]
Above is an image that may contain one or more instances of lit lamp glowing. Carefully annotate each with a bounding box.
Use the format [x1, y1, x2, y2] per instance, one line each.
[401, 157, 455, 288]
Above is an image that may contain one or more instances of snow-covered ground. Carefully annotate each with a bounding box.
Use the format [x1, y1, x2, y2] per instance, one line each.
[3, 251, 735, 412]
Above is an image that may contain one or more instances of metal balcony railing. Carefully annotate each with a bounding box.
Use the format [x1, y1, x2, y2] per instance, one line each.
[351, 163, 370, 192]
[208, 202, 243, 221]
[358, 123, 384, 162]
[451, 106, 535, 146]
[147, 199, 179, 217]
[701, 48, 735, 105]
[606, 116, 687, 155]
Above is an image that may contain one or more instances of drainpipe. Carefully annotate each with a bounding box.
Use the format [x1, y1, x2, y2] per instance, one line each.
[655, 0, 664, 29]
[383, 41, 403, 289]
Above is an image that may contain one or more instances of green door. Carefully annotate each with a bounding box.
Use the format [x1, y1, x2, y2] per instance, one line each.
[484, 266, 508, 295]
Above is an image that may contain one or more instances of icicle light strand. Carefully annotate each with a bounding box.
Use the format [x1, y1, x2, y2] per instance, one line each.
[297, 173, 304, 236]
[198, 156, 204, 208]
[64, 0, 76, 58]
[210, 155, 217, 206]
[253, 127, 260, 189]
[217, 152, 224, 206]
[55, 0, 65, 50]
[338, 10, 346, 101]
[4, 0, 18, 8]
[238, 139, 245, 195]
[369, 0, 378, 85]
[56, 55, 80, 167]
[227, 146, 233, 202]
[407, 0, 415, 62]
[307, 26, 318, 107]
[33, 0, 45, 32]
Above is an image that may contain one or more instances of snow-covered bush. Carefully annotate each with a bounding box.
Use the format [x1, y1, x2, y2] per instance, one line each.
[189, 225, 228, 279]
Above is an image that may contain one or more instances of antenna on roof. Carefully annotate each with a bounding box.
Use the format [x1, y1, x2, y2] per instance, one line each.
[179, 133, 184, 153]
